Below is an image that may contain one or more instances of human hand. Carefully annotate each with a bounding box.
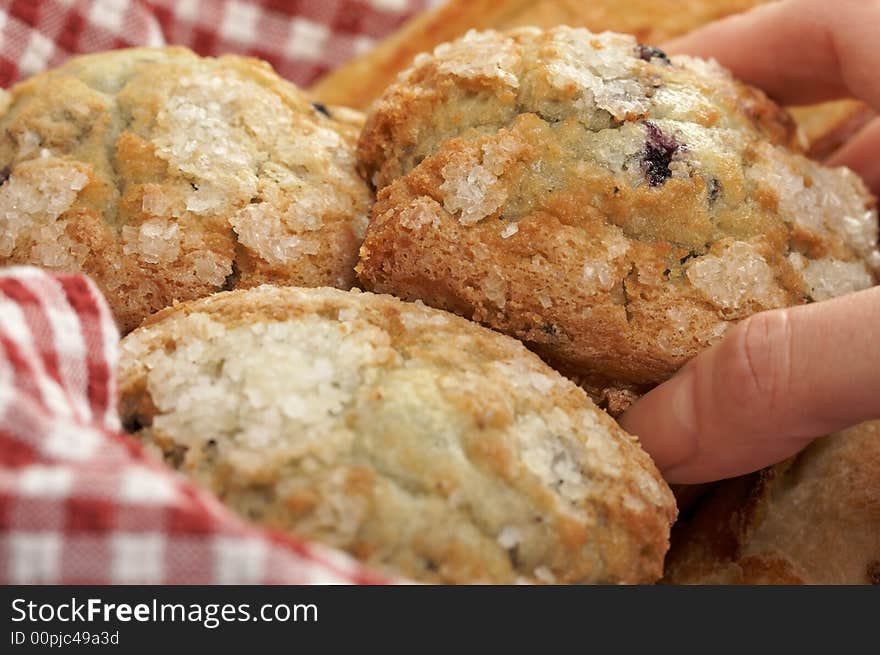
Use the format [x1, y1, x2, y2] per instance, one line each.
[662, 0, 880, 194]
[619, 0, 880, 483]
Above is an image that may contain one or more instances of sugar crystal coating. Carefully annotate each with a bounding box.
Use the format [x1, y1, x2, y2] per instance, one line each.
[0, 157, 89, 266]
[357, 27, 879, 393]
[119, 286, 676, 584]
[0, 47, 372, 331]
[686, 241, 786, 313]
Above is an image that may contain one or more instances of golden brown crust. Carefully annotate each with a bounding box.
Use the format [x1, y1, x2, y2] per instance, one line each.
[0, 48, 372, 333]
[663, 421, 880, 585]
[356, 28, 802, 190]
[310, 0, 868, 162]
[356, 28, 879, 390]
[310, 0, 768, 110]
[119, 285, 676, 584]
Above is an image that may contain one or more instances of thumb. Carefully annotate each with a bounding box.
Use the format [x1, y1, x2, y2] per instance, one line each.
[619, 286, 880, 483]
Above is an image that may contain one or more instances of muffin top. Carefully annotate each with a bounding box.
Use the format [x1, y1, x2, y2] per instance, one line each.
[0, 47, 372, 332]
[119, 285, 676, 584]
[357, 27, 879, 393]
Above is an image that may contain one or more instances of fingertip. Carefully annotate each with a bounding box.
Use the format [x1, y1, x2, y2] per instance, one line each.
[659, 0, 880, 108]
[659, 4, 768, 57]
[659, 20, 737, 58]
[619, 367, 700, 473]
[657, 35, 690, 57]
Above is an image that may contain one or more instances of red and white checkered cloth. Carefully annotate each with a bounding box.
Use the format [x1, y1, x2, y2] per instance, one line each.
[0, 0, 433, 89]
[0, 267, 395, 583]
[0, 0, 435, 584]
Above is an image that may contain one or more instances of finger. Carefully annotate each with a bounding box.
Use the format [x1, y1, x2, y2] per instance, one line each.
[827, 116, 880, 194]
[662, 0, 880, 110]
[619, 286, 880, 483]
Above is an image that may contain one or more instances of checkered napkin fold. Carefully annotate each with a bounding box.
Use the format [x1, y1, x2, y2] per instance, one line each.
[0, 266, 396, 584]
[0, 0, 429, 584]
[0, 0, 429, 88]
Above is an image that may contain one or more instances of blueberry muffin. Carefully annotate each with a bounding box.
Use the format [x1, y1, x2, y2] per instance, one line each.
[663, 420, 880, 585]
[0, 48, 372, 332]
[118, 285, 676, 584]
[357, 27, 880, 400]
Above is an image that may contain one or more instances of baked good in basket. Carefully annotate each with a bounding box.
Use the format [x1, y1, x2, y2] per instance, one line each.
[356, 27, 879, 401]
[0, 48, 372, 332]
[118, 285, 676, 584]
